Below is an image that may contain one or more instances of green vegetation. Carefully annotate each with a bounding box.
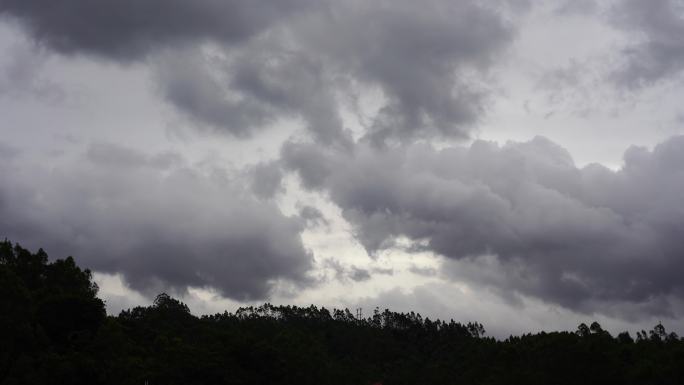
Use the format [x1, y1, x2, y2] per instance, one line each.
[1, 240, 683, 384]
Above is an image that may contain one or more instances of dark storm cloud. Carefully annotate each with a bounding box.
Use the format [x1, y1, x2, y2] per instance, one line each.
[0, 142, 313, 301]
[152, 0, 515, 145]
[1, 0, 517, 144]
[153, 50, 277, 139]
[152, 45, 356, 145]
[282, 135, 684, 314]
[224, 40, 354, 147]
[295, 0, 515, 144]
[0, 0, 310, 59]
[610, 0, 684, 88]
[249, 161, 283, 199]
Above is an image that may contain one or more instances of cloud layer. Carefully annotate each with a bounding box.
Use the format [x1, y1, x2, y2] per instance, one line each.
[0, 0, 310, 59]
[1, 0, 517, 144]
[610, 0, 684, 88]
[0, 142, 313, 300]
[283, 135, 684, 314]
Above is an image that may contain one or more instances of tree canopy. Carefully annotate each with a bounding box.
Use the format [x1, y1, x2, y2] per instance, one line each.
[1, 240, 683, 384]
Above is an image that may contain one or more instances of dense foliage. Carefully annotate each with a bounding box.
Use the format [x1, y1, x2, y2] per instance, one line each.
[1, 240, 683, 384]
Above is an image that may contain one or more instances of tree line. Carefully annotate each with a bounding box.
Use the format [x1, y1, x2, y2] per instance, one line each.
[1, 240, 682, 384]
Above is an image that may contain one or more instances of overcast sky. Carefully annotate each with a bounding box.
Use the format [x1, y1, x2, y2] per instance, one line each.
[2, 0, 684, 338]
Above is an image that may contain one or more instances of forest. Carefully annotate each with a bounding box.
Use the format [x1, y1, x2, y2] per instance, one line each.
[1, 240, 683, 385]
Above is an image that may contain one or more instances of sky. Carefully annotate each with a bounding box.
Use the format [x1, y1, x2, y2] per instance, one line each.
[1, 0, 684, 338]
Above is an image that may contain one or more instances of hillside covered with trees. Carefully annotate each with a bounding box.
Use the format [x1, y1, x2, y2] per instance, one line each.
[1, 240, 683, 384]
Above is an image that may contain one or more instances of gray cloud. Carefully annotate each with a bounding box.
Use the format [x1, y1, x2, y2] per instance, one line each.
[372, 267, 395, 276]
[322, 259, 351, 283]
[224, 38, 353, 147]
[322, 258, 392, 283]
[554, 0, 598, 16]
[249, 160, 284, 199]
[153, 50, 278, 139]
[408, 265, 439, 277]
[0, 0, 310, 60]
[0, 142, 313, 301]
[283, 135, 684, 315]
[0, 37, 64, 102]
[152, 0, 515, 145]
[348, 266, 371, 282]
[2, 0, 517, 144]
[0, 141, 18, 160]
[152, 44, 356, 146]
[297, 205, 329, 228]
[610, 0, 684, 88]
[295, 0, 515, 144]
